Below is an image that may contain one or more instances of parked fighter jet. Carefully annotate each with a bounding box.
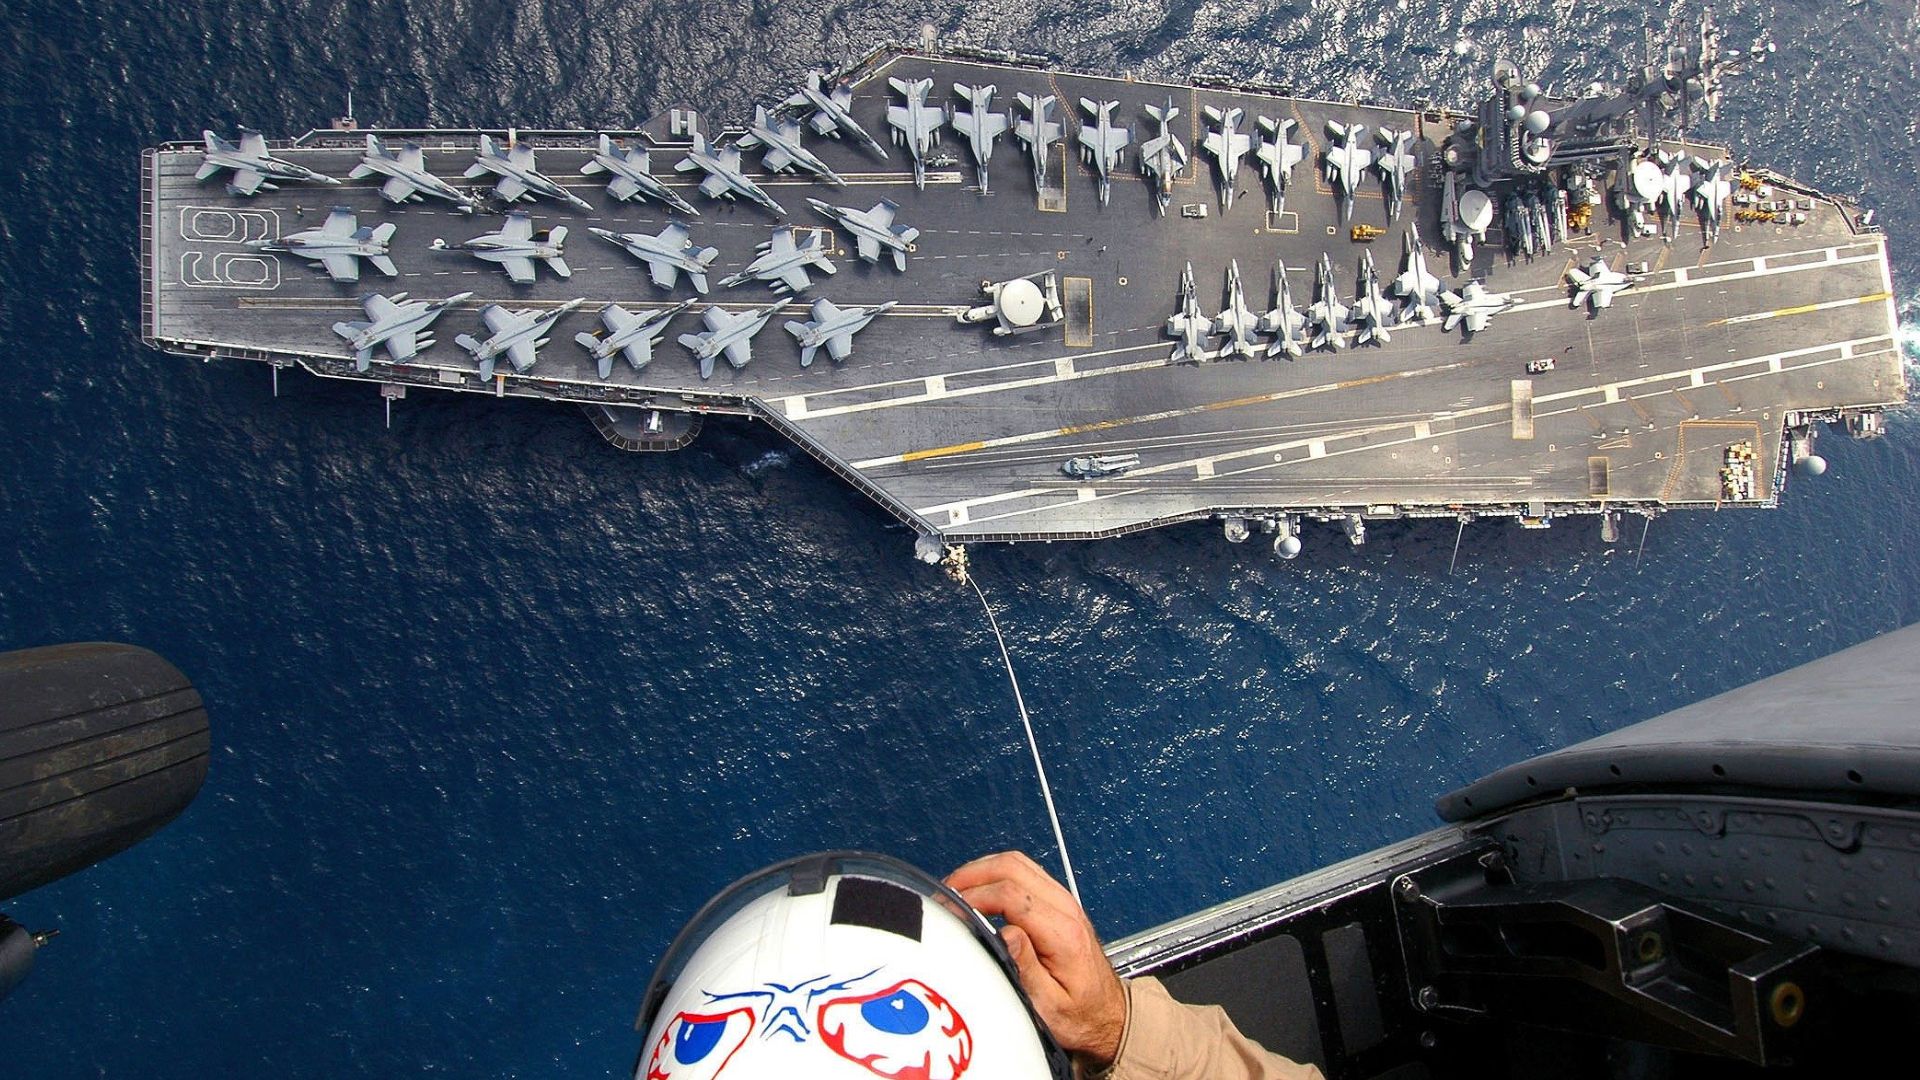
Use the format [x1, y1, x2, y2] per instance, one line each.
[1691, 157, 1734, 246]
[332, 290, 472, 371]
[1075, 99, 1131, 207]
[1165, 262, 1212, 364]
[719, 228, 838, 293]
[1255, 116, 1306, 214]
[464, 132, 593, 212]
[1260, 263, 1307, 359]
[785, 71, 888, 159]
[251, 207, 395, 284]
[1391, 223, 1444, 323]
[352, 134, 476, 211]
[886, 77, 946, 191]
[589, 223, 719, 294]
[738, 106, 845, 186]
[197, 129, 339, 195]
[676, 131, 786, 216]
[677, 300, 794, 379]
[1323, 121, 1374, 223]
[1440, 281, 1516, 334]
[807, 198, 918, 271]
[1211, 260, 1261, 361]
[455, 298, 588, 381]
[1568, 255, 1632, 312]
[1137, 98, 1189, 216]
[949, 85, 1009, 192]
[1307, 253, 1352, 351]
[574, 300, 695, 378]
[1374, 128, 1416, 223]
[431, 211, 570, 284]
[581, 135, 698, 215]
[1653, 150, 1693, 242]
[1201, 106, 1252, 210]
[1351, 249, 1395, 346]
[1012, 93, 1063, 192]
[783, 298, 896, 366]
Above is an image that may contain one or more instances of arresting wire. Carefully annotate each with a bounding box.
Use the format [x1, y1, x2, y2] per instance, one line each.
[969, 573, 1081, 904]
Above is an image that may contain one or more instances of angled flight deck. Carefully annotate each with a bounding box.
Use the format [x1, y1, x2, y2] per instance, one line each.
[141, 37, 1903, 551]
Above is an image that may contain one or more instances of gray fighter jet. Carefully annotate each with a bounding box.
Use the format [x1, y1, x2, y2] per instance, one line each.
[455, 298, 588, 381]
[1391, 224, 1444, 323]
[1568, 255, 1632, 312]
[197, 129, 339, 196]
[251, 207, 396, 284]
[1653, 150, 1694, 242]
[949, 85, 1009, 192]
[1351, 249, 1395, 346]
[1307, 253, 1352, 351]
[1691, 157, 1734, 245]
[1138, 98, 1189, 217]
[351, 135, 476, 211]
[574, 300, 695, 378]
[1323, 121, 1374, 223]
[677, 300, 794, 380]
[783, 298, 897, 366]
[1012, 93, 1063, 192]
[719, 228, 838, 293]
[739, 105, 846, 186]
[1254, 116, 1306, 214]
[1075, 99, 1131, 207]
[581, 135, 699, 215]
[1260, 263, 1307, 359]
[1165, 262, 1212, 364]
[1211, 260, 1262, 361]
[332, 290, 472, 371]
[885, 77, 946, 191]
[785, 71, 888, 159]
[463, 132, 593, 212]
[431, 211, 570, 285]
[1440, 281, 1516, 334]
[590, 222, 719, 294]
[807, 198, 918, 271]
[1374, 128, 1416, 223]
[1201, 106, 1252, 210]
[676, 131, 786, 216]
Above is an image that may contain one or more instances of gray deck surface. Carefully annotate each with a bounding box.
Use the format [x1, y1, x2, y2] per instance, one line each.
[143, 50, 1905, 541]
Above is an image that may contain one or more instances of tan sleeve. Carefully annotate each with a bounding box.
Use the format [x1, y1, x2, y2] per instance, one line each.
[1086, 976, 1325, 1080]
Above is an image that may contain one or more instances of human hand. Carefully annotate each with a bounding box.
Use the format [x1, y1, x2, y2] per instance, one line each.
[946, 851, 1127, 1068]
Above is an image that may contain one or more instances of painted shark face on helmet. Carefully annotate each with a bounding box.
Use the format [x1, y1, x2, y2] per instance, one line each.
[636, 854, 1065, 1080]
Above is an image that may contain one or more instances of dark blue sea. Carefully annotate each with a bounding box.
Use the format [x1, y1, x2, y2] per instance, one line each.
[2, 0, 1917, 1074]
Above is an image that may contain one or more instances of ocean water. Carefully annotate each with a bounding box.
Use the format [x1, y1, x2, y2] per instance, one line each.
[2, 0, 1918, 1074]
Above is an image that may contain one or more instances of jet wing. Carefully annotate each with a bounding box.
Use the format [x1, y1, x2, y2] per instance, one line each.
[660, 222, 691, 247]
[500, 258, 535, 284]
[762, 146, 793, 173]
[721, 338, 754, 370]
[239, 131, 269, 158]
[602, 305, 641, 335]
[494, 176, 528, 202]
[855, 234, 881, 263]
[364, 294, 402, 321]
[397, 143, 426, 169]
[607, 175, 640, 201]
[229, 169, 267, 196]
[507, 143, 536, 169]
[482, 306, 515, 334]
[868, 202, 897, 228]
[381, 175, 418, 202]
[646, 259, 679, 290]
[384, 330, 419, 361]
[321, 208, 356, 237]
[825, 333, 854, 363]
[320, 255, 361, 283]
[698, 174, 730, 198]
[506, 339, 538, 373]
[501, 214, 535, 241]
[777, 266, 813, 292]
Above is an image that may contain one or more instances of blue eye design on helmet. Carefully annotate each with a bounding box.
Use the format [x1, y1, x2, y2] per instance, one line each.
[642, 1006, 755, 1080]
[818, 979, 973, 1079]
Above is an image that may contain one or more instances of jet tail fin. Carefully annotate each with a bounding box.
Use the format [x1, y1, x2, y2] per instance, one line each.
[797, 344, 818, 368]
[547, 225, 568, 246]
[548, 258, 572, 278]
[369, 255, 398, 277]
[574, 331, 603, 351]
[332, 320, 368, 341]
[455, 333, 483, 355]
[371, 223, 397, 246]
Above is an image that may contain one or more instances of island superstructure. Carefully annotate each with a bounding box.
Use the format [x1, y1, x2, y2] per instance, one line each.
[140, 14, 1904, 559]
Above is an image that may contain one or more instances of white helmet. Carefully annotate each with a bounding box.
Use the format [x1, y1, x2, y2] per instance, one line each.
[635, 852, 1070, 1080]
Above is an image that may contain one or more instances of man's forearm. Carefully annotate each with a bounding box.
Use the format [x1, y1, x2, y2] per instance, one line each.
[1084, 976, 1326, 1080]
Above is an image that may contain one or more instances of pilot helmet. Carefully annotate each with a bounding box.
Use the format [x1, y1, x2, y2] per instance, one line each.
[635, 851, 1070, 1080]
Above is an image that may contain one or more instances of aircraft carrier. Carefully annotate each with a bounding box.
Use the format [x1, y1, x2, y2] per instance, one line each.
[138, 17, 1904, 558]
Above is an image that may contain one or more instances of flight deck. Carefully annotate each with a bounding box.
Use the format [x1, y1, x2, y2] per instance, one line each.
[140, 41, 1904, 551]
